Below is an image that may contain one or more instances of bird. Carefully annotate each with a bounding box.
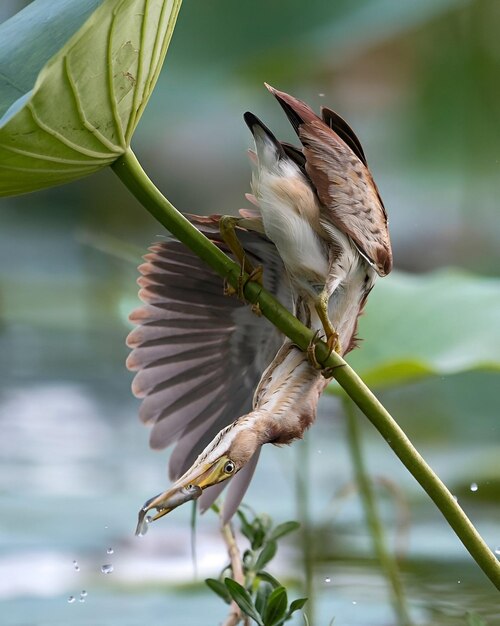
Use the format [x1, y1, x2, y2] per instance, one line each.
[128, 86, 392, 527]
[127, 215, 292, 525]
[223, 84, 392, 354]
[129, 217, 377, 530]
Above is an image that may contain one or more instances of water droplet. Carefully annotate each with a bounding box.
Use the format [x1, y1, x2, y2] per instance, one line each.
[324, 577, 331, 583]
[80, 590, 87, 597]
[494, 547, 500, 556]
[101, 563, 114, 574]
[318, 93, 325, 97]
[136, 515, 152, 537]
[452, 495, 458, 502]
[470, 482, 478, 492]
[79, 597, 85, 603]
[106, 547, 114, 555]
[352, 601, 357, 605]
[72, 560, 80, 571]
[457, 580, 461, 584]
[68, 596, 75, 604]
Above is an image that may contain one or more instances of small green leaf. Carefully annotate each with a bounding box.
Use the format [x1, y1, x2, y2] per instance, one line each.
[262, 586, 288, 626]
[205, 578, 231, 604]
[224, 578, 264, 626]
[286, 598, 308, 618]
[251, 527, 266, 551]
[254, 540, 277, 571]
[237, 509, 255, 542]
[269, 521, 301, 541]
[255, 582, 273, 617]
[257, 571, 281, 589]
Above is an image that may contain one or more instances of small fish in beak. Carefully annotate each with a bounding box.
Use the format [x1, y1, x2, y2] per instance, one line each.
[135, 483, 202, 536]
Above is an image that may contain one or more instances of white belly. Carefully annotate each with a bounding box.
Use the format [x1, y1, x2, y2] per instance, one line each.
[254, 164, 329, 295]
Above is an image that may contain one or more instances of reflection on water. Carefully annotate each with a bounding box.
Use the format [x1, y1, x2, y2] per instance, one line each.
[0, 216, 498, 622]
[0, 341, 499, 626]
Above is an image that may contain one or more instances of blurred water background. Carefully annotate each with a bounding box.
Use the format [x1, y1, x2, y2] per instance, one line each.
[1, 0, 499, 624]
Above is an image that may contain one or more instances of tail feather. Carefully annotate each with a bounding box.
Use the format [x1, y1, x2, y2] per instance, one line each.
[244, 111, 285, 170]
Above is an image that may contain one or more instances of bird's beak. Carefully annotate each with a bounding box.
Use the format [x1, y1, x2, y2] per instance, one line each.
[135, 456, 232, 535]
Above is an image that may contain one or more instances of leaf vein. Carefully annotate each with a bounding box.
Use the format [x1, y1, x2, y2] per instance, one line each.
[0, 143, 111, 166]
[107, 1, 127, 149]
[27, 101, 117, 160]
[63, 55, 122, 154]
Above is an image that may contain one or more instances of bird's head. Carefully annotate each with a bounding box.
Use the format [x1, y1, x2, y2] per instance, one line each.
[136, 419, 263, 534]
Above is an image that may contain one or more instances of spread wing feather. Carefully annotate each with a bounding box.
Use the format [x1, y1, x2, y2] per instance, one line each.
[127, 215, 291, 517]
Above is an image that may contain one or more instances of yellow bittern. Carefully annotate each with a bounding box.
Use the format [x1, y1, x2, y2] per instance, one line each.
[128, 86, 392, 531]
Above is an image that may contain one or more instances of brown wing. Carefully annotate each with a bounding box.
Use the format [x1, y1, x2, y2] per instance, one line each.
[127, 215, 291, 519]
[266, 84, 392, 276]
[320, 106, 367, 166]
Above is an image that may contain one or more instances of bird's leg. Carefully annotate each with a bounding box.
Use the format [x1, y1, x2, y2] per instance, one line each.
[219, 215, 263, 303]
[314, 289, 342, 355]
[306, 330, 322, 369]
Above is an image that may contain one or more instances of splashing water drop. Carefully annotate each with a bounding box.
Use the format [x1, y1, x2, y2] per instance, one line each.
[324, 577, 331, 583]
[470, 482, 478, 492]
[101, 564, 114, 574]
[136, 515, 153, 537]
[68, 596, 75, 604]
[106, 547, 114, 555]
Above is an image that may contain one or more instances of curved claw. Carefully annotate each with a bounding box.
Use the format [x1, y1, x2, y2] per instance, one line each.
[306, 330, 344, 378]
[306, 330, 323, 370]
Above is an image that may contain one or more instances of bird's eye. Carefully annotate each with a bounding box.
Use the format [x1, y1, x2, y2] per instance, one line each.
[224, 460, 236, 474]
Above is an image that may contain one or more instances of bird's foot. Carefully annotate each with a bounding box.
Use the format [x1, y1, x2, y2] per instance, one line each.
[306, 330, 323, 370]
[220, 215, 263, 314]
[307, 330, 344, 378]
[321, 362, 346, 379]
[224, 259, 263, 315]
[325, 329, 342, 356]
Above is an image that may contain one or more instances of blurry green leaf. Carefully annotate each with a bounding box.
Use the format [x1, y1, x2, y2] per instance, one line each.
[237, 509, 255, 542]
[205, 578, 231, 604]
[251, 526, 266, 551]
[254, 540, 277, 571]
[224, 578, 264, 626]
[269, 521, 300, 541]
[0, 0, 182, 196]
[257, 570, 281, 589]
[262, 586, 288, 626]
[330, 270, 500, 390]
[255, 581, 273, 617]
[466, 612, 488, 626]
[287, 597, 308, 615]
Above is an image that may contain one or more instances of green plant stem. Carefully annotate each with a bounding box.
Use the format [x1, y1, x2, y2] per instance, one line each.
[221, 520, 247, 626]
[295, 438, 314, 623]
[111, 147, 500, 591]
[343, 397, 412, 626]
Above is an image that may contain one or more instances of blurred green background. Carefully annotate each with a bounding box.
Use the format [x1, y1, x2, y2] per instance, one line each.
[0, 1, 499, 625]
